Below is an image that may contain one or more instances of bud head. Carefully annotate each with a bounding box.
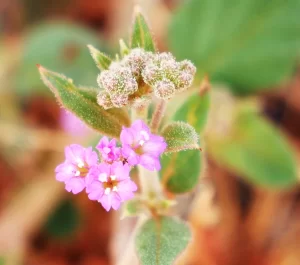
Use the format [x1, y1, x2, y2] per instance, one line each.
[97, 90, 114, 109]
[154, 79, 175, 100]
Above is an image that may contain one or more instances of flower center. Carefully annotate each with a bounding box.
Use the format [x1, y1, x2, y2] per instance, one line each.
[99, 174, 119, 194]
[74, 159, 89, 177]
[133, 130, 150, 155]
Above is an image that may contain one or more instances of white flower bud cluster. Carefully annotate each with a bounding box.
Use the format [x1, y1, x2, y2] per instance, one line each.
[97, 48, 151, 109]
[96, 48, 196, 109]
[123, 48, 151, 79]
[142, 53, 196, 99]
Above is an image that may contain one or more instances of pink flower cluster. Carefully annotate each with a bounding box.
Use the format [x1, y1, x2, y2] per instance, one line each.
[55, 120, 167, 211]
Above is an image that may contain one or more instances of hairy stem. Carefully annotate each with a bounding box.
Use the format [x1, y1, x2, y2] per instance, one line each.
[150, 99, 167, 133]
[138, 165, 163, 198]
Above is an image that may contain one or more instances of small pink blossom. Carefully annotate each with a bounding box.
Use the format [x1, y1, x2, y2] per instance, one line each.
[86, 162, 137, 211]
[96, 136, 121, 163]
[120, 120, 167, 171]
[55, 144, 98, 194]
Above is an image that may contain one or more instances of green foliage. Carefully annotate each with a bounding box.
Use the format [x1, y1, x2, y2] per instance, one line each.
[173, 90, 210, 133]
[38, 66, 130, 137]
[122, 198, 144, 218]
[131, 8, 156, 52]
[87, 45, 112, 71]
[169, 0, 300, 94]
[161, 122, 199, 153]
[15, 23, 104, 97]
[135, 217, 191, 265]
[208, 108, 297, 189]
[119, 39, 130, 56]
[160, 150, 201, 193]
[44, 199, 80, 238]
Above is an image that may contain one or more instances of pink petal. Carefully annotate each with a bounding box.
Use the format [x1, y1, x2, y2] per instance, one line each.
[65, 177, 85, 194]
[87, 181, 104, 200]
[111, 193, 122, 210]
[55, 162, 76, 181]
[120, 127, 134, 145]
[139, 154, 161, 171]
[143, 135, 167, 155]
[121, 145, 139, 166]
[117, 179, 137, 200]
[64, 144, 86, 164]
[84, 147, 98, 166]
[113, 162, 130, 181]
[99, 194, 112, 211]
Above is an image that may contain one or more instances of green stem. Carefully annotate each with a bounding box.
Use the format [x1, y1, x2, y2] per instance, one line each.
[150, 99, 167, 133]
[138, 165, 163, 198]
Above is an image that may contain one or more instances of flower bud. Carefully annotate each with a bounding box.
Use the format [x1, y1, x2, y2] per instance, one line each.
[142, 63, 162, 86]
[123, 48, 150, 79]
[111, 93, 129, 108]
[175, 72, 194, 92]
[97, 65, 138, 96]
[179, 60, 196, 75]
[97, 91, 114, 109]
[153, 79, 175, 100]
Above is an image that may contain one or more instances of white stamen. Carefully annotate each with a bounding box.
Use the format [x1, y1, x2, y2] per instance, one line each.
[105, 187, 111, 195]
[75, 170, 80, 177]
[139, 140, 145, 146]
[140, 130, 150, 141]
[77, 160, 84, 168]
[99, 173, 108, 182]
[112, 186, 118, 192]
[110, 175, 116, 181]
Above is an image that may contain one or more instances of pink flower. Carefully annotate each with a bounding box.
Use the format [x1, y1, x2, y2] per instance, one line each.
[86, 162, 137, 211]
[96, 136, 121, 163]
[120, 120, 167, 171]
[55, 144, 98, 194]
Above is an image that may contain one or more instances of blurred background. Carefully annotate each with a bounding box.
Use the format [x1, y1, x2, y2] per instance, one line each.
[0, 0, 300, 265]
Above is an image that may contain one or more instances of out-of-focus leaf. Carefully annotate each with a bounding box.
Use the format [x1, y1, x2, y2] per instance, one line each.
[169, 0, 300, 94]
[38, 66, 130, 137]
[119, 39, 130, 56]
[173, 91, 210, 133]
[161, 122, 199, 153]
[122, 198, 144, 218]
[87, 45, 112, 71]
[160, 150, 201, 193]
[135, 217, 190, 265]
[131, 8, 156, 52]
[15, 23, 105, 96]
[44, 199, 80, 238]
[208, 108, 297, 189]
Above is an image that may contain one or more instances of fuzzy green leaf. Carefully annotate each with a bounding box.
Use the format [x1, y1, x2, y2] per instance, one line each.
[38, 66, 130, 137]
[173, 91, 210, 134]
[161, 122, 199, 153]
[135, 217, 191, 265]
[208, 109, 297, 189]
[87, 45, 112, 71]
[160, 150, 201, 193]
[169, 0, 300, 94]
[131, 8, 156, 52]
